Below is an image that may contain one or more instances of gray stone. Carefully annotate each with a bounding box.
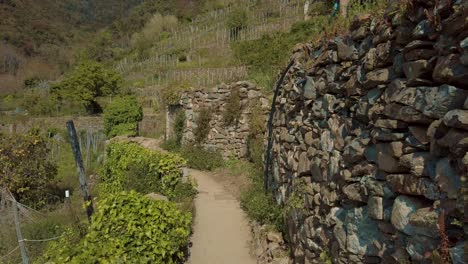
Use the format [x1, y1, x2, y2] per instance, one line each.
[376, 144, 406, 173]
[389, 84, 468, 119]
[311, 158, 324, 182]
[408, 126, 430, 144]
[433, 54, 468, 87]
[371, 128, 406, 142]
[404, 49, 437, 61]
[367, 88, 382, 104]
[352, 25, 368, 40]
[403, 40, 434, 52]
[399, 152, 436, 177]
[303, 77, 316, 100]
[364, 68, 396, 89]
[437, 128, 468, 155]
[343, 183, 367, 202]
[383, 79, 406, 104]
[374, 119, 408, 129]
[449, 243, 465, 264]
[383, 104, 433, 124]
[408, 207, 440, 238]
[298, 152, 311, 176]
[390, 195, 425, 235]
[406, 235, 439, 261]
[343, 207, 385, 256]
[403, 59, 434, 80]
[304, 131, 314, 146]
[343, 138, 368, 164]
[368, 196, 383, 220]
[442, 109, 468, 130]
[336, 38, 358, 61]
[412, 20, 435, 39]
[387, 174, 440, 200]
[435, 158, 461, 199]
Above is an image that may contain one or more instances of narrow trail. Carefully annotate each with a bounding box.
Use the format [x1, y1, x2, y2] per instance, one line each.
[186, 168, 256, 264]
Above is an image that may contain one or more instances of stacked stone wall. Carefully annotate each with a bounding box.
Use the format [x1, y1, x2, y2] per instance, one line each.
[178, 81, 269, 159]
[270, 1, 467, 263]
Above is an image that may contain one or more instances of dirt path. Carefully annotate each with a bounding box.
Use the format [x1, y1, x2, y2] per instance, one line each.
[187, 168, 256, 264]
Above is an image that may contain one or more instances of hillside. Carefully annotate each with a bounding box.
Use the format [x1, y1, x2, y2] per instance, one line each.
[0, 0, 148, 94]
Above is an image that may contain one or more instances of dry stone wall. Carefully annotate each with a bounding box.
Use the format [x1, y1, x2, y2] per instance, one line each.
[178, 81, 269, 159]
[269, 1, 467, 263]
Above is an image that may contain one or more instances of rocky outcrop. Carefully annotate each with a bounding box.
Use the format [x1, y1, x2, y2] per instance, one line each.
[176, 81, 269, 158]
[269, 1, 467, 263]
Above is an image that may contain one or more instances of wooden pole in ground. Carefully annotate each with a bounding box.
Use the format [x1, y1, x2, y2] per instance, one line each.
[66, 120, 94, 222]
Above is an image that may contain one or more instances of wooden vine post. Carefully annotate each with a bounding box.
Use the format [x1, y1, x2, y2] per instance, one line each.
[66, 120, 94, 222]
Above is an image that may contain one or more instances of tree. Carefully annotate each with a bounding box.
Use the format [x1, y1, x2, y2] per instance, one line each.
[103, 96, 143, 138]
[52, 60, 123, 114]
[0, 132, 57, 207]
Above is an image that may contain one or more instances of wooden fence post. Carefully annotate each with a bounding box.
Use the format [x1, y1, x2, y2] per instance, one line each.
[66, 120, 94, 222]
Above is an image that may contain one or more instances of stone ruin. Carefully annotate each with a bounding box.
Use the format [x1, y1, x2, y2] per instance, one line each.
[268, 1, 467, 263]
[167, 81, 269, 159]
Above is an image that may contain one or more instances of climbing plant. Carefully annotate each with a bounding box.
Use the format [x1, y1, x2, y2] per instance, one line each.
[41, 191, 192, 263]
[100, 142, 186, 199]
[193, 106, 212, 144]
[222, 88, 242, 126]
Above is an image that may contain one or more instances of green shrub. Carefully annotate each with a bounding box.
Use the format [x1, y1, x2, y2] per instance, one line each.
[162, 137, 182, 152]
[42, 191, 192, 264]
[193, 106, 212, 144]
[51, 60, 123, 114]
[240, 169, 283, 231]
[223, 88, 242, 126]
[0, 132, 57, 207]
[100, 142, 186, 199]
[103, 96, 143, 138]
[180, 144, 224, 171]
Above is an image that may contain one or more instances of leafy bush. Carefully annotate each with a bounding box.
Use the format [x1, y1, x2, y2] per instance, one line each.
[193, 106, 213, 144]
[103, 96, 143, 138]
[0, 132, 57, 207]
[51, 60, 123, 114]
[161, 80, 191, 105]
[131, 13, 179, 59]
[226, 8, 248, 40]
[223, 88, 242, 126]
[42, 191, 192, 264]
[240, 169, 283, 231]
[100, 142, 186, 199]
[179, 144, 224, 171]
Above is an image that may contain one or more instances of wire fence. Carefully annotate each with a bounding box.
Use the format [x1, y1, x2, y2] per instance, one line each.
[0, 189, 65, 264]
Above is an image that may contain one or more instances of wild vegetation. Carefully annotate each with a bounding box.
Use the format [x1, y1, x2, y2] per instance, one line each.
[41, 191, 192, 263]
[0, 131, 57, 207]
[103, 96, 143, 138]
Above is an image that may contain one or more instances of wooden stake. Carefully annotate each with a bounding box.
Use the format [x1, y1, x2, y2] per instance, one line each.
[66, 120, 94, 222]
